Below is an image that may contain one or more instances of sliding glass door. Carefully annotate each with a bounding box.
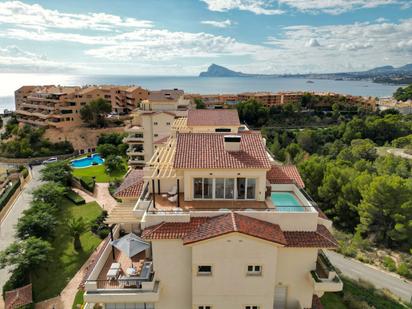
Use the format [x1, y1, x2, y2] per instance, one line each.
[193, 177, 256, 200]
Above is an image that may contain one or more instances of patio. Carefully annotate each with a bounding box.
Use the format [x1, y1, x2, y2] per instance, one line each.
[149, 193, 271, 211]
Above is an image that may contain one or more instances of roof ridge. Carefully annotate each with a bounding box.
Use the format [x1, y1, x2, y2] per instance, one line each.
[231, 212, 238, 231]
[144, 221, 167, 237]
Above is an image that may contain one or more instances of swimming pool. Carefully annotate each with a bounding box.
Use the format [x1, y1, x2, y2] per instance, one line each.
[71, 154, 104, 168]
[271, 192, 304, 212]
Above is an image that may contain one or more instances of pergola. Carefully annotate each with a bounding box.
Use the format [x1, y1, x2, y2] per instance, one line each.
[171, 117, 190, 133]
[146, 136, 182, 208]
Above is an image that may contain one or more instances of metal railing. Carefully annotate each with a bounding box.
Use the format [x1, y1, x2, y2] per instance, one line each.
[146, 205, 315, 214]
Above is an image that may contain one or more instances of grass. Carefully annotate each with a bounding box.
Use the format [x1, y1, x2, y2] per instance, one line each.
[31, 199, 103, 302]
[71, 160, 127, 183]
[321, 277, 409, 309]
[72, 290, 84, 309]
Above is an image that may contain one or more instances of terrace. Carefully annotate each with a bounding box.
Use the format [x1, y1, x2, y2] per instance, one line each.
[84, 232, 160, 304]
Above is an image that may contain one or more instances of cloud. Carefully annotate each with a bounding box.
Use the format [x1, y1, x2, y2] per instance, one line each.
[0, 1, 153, 31]
[306, 38, 320, 47]
[201, 19, 233, 28]
[0, 45, 77, 72]
[202, 0, 406, 15]
[278, 0, 402, 14]
[201, 0, 284, 15]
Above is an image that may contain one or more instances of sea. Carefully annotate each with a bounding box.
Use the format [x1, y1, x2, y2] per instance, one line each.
[0, 73, 402, 114]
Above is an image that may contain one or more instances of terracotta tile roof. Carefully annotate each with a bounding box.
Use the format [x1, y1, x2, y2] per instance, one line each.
[267, 165, 305, 188]
[5, 284, 32, 309]
[143, 213, 337, 248]
[142, 217, 209, 239]
[183, 213, 287, 245]
[174, 132, 271, 169]
[284, 225, 338, 248]
[187, 109, 240, 126]
[148, 89, 184, 101]
[114, 169, 144, 198]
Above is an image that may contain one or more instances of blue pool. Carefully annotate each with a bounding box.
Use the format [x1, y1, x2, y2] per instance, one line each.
[71, 154, 104, 168]
[271, 192, 304, 212]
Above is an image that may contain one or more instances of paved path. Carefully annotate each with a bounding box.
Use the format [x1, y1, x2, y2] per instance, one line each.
[0, 166, 42, 304]
[94, 183, 117, 213]
[325, 250, 412, 304]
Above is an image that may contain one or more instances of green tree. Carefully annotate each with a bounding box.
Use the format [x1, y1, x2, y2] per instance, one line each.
[297, 129, 316, 153]
[237, 100, 268, 127]
[96, 143, 119, 158]
[375, 155, 411, 178]
[0, 237, 52, 272]
[80, 98, 112, 127]
[393, 84, 412, 102]
[41, 161, 72, 185]
[16, 210, 57, 240]
[298, 155, 326, 200]
[98, 132, 126, 146]
[194, 98, 206, 109]
[104, 155, 125, 173]
[32, 182, 67, 207]
[67, 217, 88, 251]
[358, 175, 412, 248]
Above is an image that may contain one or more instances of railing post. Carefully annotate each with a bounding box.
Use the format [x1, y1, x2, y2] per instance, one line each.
[152, 179, 156, 209]
[177, 179, 180, 208]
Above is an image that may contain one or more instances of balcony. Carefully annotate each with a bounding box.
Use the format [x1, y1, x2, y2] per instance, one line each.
[127, 146, 144, 156]
[84, 234, 160, 304]
[124, 134, 144, 143]
[310, 250, 343, 294]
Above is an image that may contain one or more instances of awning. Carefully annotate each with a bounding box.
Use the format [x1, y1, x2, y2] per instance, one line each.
[111, 233, 150, 258]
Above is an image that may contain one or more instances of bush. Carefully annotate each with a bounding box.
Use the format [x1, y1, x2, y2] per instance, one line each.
[396, 263, 410, 278]
[20, 167, 29, 178]
[90, 210, 109, 239]
[0, 179, 20, 211]
[65, 190, 85, 205]
[383, 256, 397, 272]
[79, 176, 95, 192]
[2, 267, 29, 299]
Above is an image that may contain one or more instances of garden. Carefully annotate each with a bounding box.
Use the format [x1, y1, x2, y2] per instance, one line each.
[0, 161, 109, 302]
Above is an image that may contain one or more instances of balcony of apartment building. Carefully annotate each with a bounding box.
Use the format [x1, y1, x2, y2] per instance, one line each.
[16, 116, 48, 127]
[84, 230, 159, 305]
[124, 132, 144, 143]
[310, 250, 343, 295]
[127, 145, 144, 156]
[128, 155, 145, 166]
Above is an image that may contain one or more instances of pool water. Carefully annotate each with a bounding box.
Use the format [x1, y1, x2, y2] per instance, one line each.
[271, 192, 304, 212]
[71, 154, 104, 168]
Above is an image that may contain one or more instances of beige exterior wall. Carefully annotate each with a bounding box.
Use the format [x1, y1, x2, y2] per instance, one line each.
[276, 248, 318, 309]
[151, 240, 192, 309]
[142, 113, 175, 161]
[180, 168, 268, 202]
[149, 234, 317, 309]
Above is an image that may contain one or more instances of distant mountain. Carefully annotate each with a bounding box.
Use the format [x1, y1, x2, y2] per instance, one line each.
[199, 64, 279, 78]
[199, 63, 412, 84]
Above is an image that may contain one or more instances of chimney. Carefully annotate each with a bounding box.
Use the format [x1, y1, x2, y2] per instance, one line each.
[224, 135, 241, 152]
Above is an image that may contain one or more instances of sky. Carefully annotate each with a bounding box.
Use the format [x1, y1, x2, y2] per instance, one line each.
[0, 0, 411, 75]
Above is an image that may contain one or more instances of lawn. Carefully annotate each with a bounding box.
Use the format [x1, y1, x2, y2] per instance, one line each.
[31, 199, 103, 302]
[72, 290, 84, 309]
[71, 160, 127, 182]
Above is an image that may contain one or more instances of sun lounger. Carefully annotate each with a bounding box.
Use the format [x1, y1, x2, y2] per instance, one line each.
[168, 194, 178, 203]
[167, 185, 177, 196]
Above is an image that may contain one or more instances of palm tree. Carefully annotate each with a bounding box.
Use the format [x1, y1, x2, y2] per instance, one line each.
[67, 217, 88, 251]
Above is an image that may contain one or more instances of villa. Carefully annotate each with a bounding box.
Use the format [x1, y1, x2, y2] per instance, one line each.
[83, 109, 342, 309]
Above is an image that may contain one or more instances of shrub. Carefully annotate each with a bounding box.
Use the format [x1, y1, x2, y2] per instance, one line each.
[383, 256, 396, 272]
[396, 263, 410, 278]
[65, 190, 85, 205]
[0, 179, 20, 211]
[20, 167, 29, 178]
[91, 210, 109, 239]
[79, 176, 95, 192]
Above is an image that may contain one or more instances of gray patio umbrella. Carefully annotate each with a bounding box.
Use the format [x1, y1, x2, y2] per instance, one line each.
[111, 233, 150, 258]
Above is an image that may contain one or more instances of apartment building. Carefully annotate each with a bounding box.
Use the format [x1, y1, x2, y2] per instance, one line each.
[84, 110, 342, 309]
[14, 85, 148, 128]
[186, 94, 240, 109]
[238, 92, 304, 108]
[141, 89, 190, 111]
[15, 85, 82, 128]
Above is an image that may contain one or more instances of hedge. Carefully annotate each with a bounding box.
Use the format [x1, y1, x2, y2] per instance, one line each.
[79, 176, 95, 193]
[65, 190, 85, 205]
[0, 179, 21, 211]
